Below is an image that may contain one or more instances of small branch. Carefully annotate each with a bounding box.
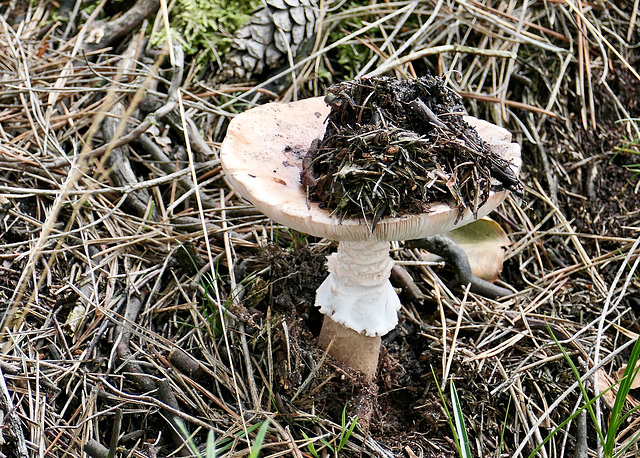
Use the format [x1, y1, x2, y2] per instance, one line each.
[115, 292, 144, 349]
[83, 439, 109, 458]
[158, 380, 191, 457]
[84, 289, 128, 361]
[239, 322, 261, 410]
[408, 235, 514, 299]
[457, 91, 558, 118]
[0, 361, 19, 375]
[116, 342, 157, 393]
[390, 265, 424, 302]
[114, 294, 157, 393]
[84, 0, 161, 53]
[573, 410, 588, 458]
[135, 134, 217, 209]
[368, 44, 517, 77]
[108, 409, 123, 458]
[102, 103, 154, 218]
[138, 95, 217, 159]
[47, 43, 184, 170]
[168, 348, 201, 377]
[407, 98, 447, 129]
[0, 367, 28, 458]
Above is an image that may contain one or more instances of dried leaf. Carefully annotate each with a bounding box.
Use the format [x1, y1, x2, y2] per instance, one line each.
[596, 369, 618, 409]
[615, 362, 640, 390]
[421, 218, 511, 282]
[64, 303, 86, 336]
[148, 125, 172, 153]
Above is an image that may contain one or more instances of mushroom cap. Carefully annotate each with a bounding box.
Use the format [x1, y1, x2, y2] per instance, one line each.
[221, 97, 521, 242]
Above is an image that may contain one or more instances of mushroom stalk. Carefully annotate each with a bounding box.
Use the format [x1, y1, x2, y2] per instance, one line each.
[316, 241, 401, 379]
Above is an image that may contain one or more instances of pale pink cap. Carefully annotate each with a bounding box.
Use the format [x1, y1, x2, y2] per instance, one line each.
[221, 97, 521, 242]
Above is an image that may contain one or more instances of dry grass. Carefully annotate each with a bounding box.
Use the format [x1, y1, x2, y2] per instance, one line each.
[0, 0, 639, 457]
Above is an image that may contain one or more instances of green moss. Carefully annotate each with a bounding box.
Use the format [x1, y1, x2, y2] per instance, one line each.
[329, 3, 373, 78]
[152, 0, 260, 67]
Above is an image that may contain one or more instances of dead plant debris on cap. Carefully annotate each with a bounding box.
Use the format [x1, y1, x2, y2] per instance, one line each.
[301, 75, 523, 227]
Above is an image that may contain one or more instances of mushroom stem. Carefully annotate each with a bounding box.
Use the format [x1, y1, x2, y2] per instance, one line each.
[315, 241, 401, 379]
[318, 319, 381, 379]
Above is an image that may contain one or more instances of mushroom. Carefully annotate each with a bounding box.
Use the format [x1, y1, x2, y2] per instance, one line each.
[220, 97, 521, 380]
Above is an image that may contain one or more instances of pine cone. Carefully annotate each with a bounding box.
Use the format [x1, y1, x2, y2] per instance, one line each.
[222, 0, 318, 80]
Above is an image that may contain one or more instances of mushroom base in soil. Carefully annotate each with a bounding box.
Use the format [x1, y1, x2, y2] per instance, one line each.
[220, 96, 521, 381]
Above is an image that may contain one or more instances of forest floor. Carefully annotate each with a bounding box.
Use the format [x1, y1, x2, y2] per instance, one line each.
[0, 1, 639, 457]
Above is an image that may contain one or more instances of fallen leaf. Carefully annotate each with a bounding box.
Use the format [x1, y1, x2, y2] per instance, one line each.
[596, 369, 618, 408]
[615, 362, 640, 390]
[148, 124, 172, 152]
[64, 303, 86, 336]
[420, 217, 512, 282]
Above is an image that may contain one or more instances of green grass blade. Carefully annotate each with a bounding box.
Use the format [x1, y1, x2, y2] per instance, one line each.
[205, 430, 217, 458]
[300, 431, 319, 458]
[338, 415, 358, 452]
[248, 419, 270, 458]
[320, 438, 335, 454]
[498, 397, 511, 457]
[614, 427, 640, 458]
[527, 387, 614, 458]
[175, 419, 201, 457]
[549, 326, 605, 444]
[605, 338, 640, 456]
[616, 402, 640, 426]
[216, 422, 262, 455]
[338, 404, 358, 452]
[450, 380, 472, 458]
[431, 366, 461, 454]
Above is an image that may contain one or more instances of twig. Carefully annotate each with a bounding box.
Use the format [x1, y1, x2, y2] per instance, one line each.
[407, 98, 447, 129]
[512, 338, 639, 457]
[102, 102, 154, 218]
[564, 0, 640, 82]
[629, 0, 640, 41]
[527, 115, 558, 207]
[115, 341, 157, 393]
[408, 235, 514, 299]
[108, 408, 123, 458]
[138, 96, 218, 159]
[98, 376, 219, 430]
[291, 347, 331, 403]
[0, 361, 19, 375]
[158, 379, 191, 457]
[0, 367, 29, 458]
[83, 0, 160, 53]
[219, 189, 261, 411]
[112, 293, 157, 393]
[168, 348, 201, 377]
[46, 42, 184, 170]
[83, 439, 109, 458]
[135, 133, 217, 209]
[390, 265, 424, 302]
[457, 91, 558, 118]
[238, 322, 261, 410]
[367, 44, 517, 77]
[573, 410, 588, 458]
[84, 289, 128, 361]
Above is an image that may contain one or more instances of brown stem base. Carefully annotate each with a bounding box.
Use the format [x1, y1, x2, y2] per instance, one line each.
[317, 317, 381, 381]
